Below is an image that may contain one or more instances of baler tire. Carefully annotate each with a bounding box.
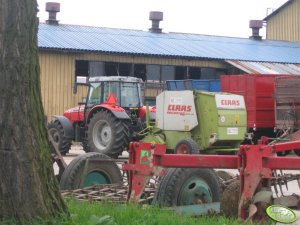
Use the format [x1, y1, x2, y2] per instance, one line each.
[48, 120, 72, 155]
[175, 138, 199, 154]
[153, 168, 220, 207]
[87, 110, 128, 158]
[59, 152, 122, 190]
[220, 180, 240, 218]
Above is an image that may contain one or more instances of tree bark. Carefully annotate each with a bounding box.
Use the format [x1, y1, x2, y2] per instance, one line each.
[0, 0, 67, 221]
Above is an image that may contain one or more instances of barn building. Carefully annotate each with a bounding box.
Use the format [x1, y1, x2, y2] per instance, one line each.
[38, 2, 300, 121]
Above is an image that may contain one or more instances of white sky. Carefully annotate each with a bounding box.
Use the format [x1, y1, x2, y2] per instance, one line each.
[37, 0, 288, 38]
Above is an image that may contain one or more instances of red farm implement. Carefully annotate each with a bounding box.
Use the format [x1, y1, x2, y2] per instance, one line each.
[123, 139, 300, 221]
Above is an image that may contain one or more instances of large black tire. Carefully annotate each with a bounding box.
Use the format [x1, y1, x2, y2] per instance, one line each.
[59, 152, 122, 190]
[153, 168, 220, 207]
[220, 180, 240, 218]
[48, 120, 72, 155]
[216, 170, 235, 181]
[175, 138, 199, 154]
[294, 149, 300, 156]
[87, 110, 128, 158]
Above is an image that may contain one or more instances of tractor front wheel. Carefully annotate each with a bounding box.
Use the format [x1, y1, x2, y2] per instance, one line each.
[48, 120, 72, 155]
[87, 110, 128, 158]
[153, 168, 220, 207]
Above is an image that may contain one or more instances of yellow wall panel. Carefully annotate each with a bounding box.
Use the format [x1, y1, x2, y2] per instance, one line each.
[266, 0, 300, 41]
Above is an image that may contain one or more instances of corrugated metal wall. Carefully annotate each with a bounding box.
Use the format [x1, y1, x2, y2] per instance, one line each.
[39, 51, 228, 121]
[39, 51, 87, 121]
[266, 0, 300, 41]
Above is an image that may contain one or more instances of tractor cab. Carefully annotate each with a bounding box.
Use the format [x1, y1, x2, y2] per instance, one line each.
[86, 76, 143, 108]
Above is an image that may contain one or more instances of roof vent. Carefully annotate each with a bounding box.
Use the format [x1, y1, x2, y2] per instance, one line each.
[249, 20, 263, 40]
[46, 2, 60, 25]
[149, 11, 163, 33]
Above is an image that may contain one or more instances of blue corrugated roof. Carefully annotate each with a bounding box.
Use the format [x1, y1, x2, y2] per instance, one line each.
[38, 23, 300, 64]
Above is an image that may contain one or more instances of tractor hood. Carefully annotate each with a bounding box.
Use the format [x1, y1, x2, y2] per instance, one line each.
[63, 105, 85, 123]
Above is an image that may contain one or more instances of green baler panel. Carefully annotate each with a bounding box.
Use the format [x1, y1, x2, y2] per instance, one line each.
[217, 109, 247, 140]
[192, 91, 247, 150]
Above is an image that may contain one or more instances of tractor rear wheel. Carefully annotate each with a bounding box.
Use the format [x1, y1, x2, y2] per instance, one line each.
[87, 110, 128, 158]
[153, 168, 220, 207]
[48, 120, 72, 155]
[59, 152, 122, 190]
[175, 138, 199, 154]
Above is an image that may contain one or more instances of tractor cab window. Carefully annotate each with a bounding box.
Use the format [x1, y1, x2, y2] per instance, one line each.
[103, 82, 121, 105]
[87, 83, 102, 105]
[120, 82, 141, 108]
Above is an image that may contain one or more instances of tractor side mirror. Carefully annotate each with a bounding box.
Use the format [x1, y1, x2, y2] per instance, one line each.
[73, 76, 88, 94]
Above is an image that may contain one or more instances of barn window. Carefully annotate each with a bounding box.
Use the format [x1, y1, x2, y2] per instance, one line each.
[175, 66, 187, 80]
[104, 62, 132, 76]
[75, 60, 89, 77]
[89, 61, 104, 77]
[161, 65, 175, 81]
[189, 67, 202, 79]
[201, 68, 216, 79]
[146, 65, 160, 81]
[134, 64, 146, 81]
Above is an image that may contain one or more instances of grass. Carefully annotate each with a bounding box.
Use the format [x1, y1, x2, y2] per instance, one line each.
[2, 198, 276, 225]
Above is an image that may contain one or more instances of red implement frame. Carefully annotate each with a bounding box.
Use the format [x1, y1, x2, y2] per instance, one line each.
[122, 140, 300, 220]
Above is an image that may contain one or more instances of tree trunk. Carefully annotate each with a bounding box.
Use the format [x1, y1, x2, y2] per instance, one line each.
[0, 0, 67, 221]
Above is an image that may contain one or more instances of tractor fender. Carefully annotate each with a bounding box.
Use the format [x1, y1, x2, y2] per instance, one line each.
[87, 105, 130, 123]
[110, 110, 131, 119]
[52, 115, 75, 139]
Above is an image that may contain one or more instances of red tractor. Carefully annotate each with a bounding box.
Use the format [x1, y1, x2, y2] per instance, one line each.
[48, 76, 155, 157]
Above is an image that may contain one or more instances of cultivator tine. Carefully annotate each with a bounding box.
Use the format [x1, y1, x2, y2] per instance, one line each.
[274, 171, 285, 196]
[284, 178, 289, 191]
[297, 178, 300, 189]
[274, 183, 279, 197]
[279, 180, 284, 196]
[279, 170, 289, 191]
[272, 171, 279, 197]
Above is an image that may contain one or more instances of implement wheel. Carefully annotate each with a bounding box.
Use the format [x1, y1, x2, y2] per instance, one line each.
[48, 120, 72, 155]
[153, 168, 220, 207]
[59, 152, 122, 190]
[220, 180, 240, 218]
[175, 138, 199, 154]
[87, 110, 128, 158]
